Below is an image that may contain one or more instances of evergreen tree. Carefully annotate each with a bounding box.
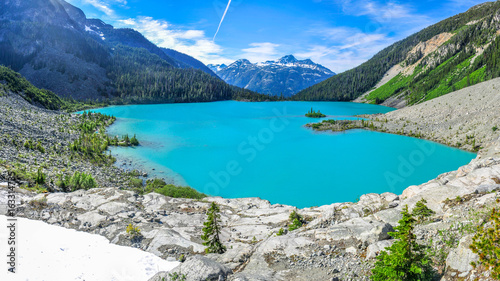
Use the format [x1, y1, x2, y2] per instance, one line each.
[371, 205, 434, 281]
[201, 202, 226, 254]
[470, 200, 500, 279]
[35, 168, 46, 185]
[412, 198, 435, 223]
[130, 134, 139, 146]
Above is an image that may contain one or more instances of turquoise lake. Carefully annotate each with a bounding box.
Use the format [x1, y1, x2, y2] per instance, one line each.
[90, 101, 476, 208]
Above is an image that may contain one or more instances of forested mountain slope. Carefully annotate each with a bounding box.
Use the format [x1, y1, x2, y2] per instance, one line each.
[161, 48, 218, 77]
[293, 1, 500, 107]
[0, 0, 255, 103]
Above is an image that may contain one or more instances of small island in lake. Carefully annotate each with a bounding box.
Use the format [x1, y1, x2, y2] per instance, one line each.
[305, 108, 326, 118]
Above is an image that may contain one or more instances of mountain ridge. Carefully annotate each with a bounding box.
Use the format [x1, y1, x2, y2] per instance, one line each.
[293, 1, 500, 105]
[208, 55, 335, 97]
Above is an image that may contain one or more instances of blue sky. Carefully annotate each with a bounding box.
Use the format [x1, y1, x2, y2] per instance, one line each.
[66, 0, 488, 73]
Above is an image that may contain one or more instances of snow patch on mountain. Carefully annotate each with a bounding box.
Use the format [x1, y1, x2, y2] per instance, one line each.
[208, 55, 335, 97]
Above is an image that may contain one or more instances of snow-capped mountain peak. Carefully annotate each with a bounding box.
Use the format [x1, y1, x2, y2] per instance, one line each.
[278, 55, 298, 64]
[208, 55, 335, 97]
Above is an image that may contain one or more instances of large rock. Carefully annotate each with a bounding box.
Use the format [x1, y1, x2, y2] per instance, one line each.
[445, 235, 478, 278]
[313, 217, 393, 247]
[149, 255, 233, 281]
[365, 240, 394, 259]
[373, 208, 402, 226]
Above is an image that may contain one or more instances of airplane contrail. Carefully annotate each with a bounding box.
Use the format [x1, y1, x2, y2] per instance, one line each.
[213, 0, 232, 41]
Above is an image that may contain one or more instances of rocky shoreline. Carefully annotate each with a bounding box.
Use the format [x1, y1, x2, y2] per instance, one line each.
[308, 77, 500, 153]
[1, 87, 500, 280]
[1, 138, 499, 280]
[0, 92, 138, 190]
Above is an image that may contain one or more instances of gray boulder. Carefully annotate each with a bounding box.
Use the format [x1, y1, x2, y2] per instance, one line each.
[445, 235, 478, 278]
[149, 255, 233, 281]
[474, 184, 500, 194]
[365, 240, 394, 259]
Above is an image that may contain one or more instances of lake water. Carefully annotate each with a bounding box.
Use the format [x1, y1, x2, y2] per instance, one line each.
[89, 101, 476, 208]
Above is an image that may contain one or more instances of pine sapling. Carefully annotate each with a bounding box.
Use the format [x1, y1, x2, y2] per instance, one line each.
[201, 202, 226, 254]
[371, 205, 434, 281]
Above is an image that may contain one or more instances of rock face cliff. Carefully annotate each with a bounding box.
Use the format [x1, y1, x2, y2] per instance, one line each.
[1, 138, 499, 280]
[209, 55, 335, 97]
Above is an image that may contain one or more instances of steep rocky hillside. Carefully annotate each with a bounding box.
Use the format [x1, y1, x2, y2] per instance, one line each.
[209, 55, 335, 97]
[309, 77, 500, 152]
[294, 1, 500, 107]
[0, 0, 253, 102]
[0, 66, 144, 192]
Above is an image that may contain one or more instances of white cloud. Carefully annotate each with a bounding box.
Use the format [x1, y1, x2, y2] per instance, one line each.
[295, 27, 394, 73]
[117, 16, 233, 65]
[81, 0, 116, 16]
[66, 0, 128, 18]
[353, 1, 431, 30]
[241, 42, 281, 63]
[292, 0, 432, 73]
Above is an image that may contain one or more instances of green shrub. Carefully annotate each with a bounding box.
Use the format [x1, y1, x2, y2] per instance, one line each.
[371, 205, 434, 281]
[178, 254, 186, 262]
[129, 178, 143, 189]
[493, 126, 498, 132]
[24, 184, 48, 194]
[288, 210, 304, 231]
[470, 200, 500, 279]
[126, 223, 142, 240]
[412, 198, 435, 223]
[276, 228, 285, 236]
[135, 178, 206, 199]
[56, 174, 71, 192]
[154, 185, 206, 200]
[146, 178, 167, 189]
[34, 168, 46, 185]
[68, 171, 97, 191]
[167, 272, 186, 281]
[36, 142, 45, 153]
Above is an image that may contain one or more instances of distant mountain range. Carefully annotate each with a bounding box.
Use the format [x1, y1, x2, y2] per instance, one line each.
[293, 1, 500, 108]
[0, 0, 258, 102]
[208, 55, 335, 97]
